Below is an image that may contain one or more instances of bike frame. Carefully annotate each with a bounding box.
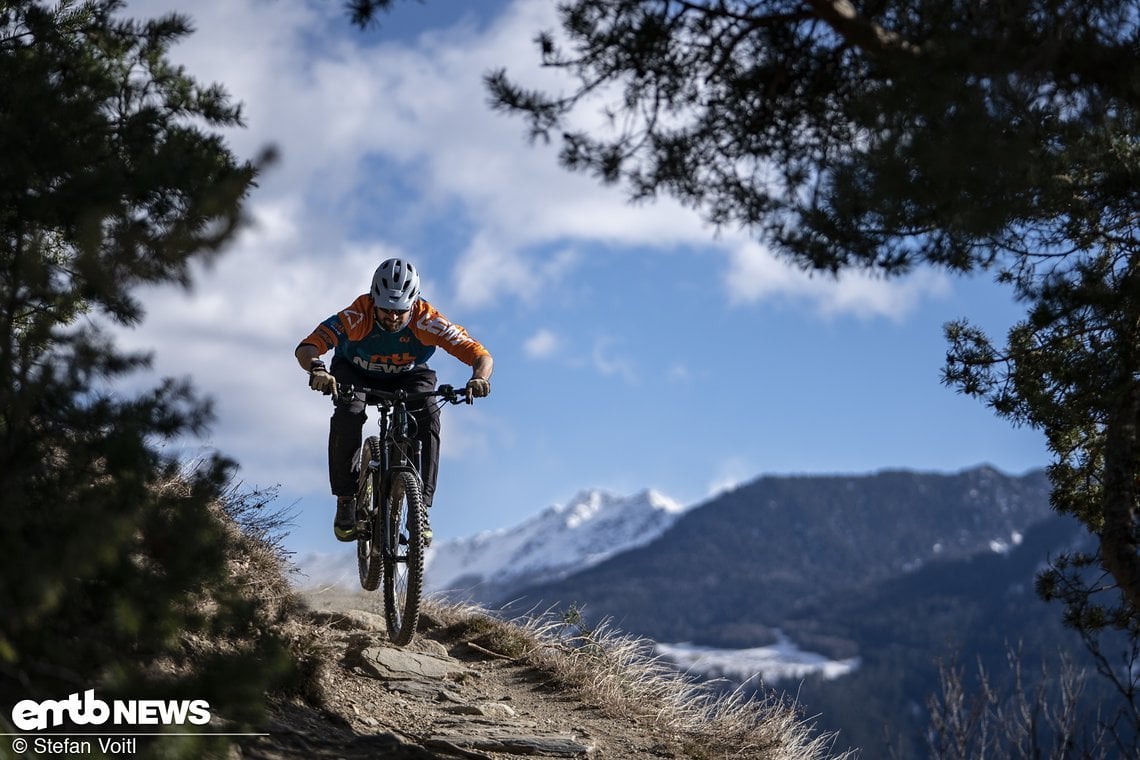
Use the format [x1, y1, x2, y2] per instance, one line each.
[335, 381, 468, 644]
[373, 392, 421, 564]
[345, 384, 465, 555]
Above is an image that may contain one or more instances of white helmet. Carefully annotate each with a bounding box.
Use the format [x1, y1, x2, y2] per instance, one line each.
[371, 258, 421, 311]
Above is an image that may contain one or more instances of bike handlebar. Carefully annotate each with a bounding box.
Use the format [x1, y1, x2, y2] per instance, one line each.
[335, 383, 471, 406]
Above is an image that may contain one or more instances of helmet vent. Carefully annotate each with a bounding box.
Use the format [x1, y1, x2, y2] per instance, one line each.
[371, 258, 421, 311]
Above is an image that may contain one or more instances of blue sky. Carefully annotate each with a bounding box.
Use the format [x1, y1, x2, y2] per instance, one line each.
[117, 0, 1047, 559]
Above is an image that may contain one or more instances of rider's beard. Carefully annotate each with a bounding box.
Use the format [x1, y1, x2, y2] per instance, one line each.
[378, 313, 410, 332]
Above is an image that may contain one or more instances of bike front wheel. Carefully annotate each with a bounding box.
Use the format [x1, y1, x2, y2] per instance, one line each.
[356, 438, 383, 591]
[382, 470, 426, 645]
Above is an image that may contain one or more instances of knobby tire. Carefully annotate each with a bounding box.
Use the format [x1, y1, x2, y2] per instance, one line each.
[383, 469, 426, 646]
[356, 438, 384, 591]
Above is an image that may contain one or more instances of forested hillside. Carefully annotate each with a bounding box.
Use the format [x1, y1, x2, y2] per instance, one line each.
[484, 467, 1120, 756]
[500, 467, 1052, 644]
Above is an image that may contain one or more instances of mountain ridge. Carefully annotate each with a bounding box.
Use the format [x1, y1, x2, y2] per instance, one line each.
[295, 465, 1049, 607]
[491, 465, 1053, 644]
[294, 487, 688, 596]
[424, 487, 686, 600]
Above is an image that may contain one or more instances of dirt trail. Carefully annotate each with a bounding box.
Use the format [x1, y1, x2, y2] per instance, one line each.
[237, 592, 695, 760]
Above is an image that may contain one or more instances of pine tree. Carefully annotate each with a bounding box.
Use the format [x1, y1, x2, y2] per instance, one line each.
[484, 1, 1140, 633]
[0, 0, 291, 750]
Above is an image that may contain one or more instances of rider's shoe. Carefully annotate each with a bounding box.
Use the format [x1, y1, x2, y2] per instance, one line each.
[422, 503, 432, 548]
[333, 497, 357, 542]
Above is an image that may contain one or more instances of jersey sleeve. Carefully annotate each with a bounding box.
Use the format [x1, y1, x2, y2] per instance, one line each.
[296, 294, 376, 354]
[409, 300, 490, 366]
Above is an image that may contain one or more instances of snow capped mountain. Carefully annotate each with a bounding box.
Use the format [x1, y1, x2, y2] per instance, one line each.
[290, 488, 687, 595]
[423, 488, 686, 599]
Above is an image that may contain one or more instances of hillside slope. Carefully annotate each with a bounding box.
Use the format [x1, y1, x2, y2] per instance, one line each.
[496, 466, 1052, 644]
[20, 483, 848, 759]
[240, 591, 849, 759]
[459, 466, 1108, 758]
[790, 512, 1097, 756]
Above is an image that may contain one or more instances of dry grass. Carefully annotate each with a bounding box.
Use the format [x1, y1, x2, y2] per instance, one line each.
[425, 598, 851, 760]
[161, 476, 331, 701]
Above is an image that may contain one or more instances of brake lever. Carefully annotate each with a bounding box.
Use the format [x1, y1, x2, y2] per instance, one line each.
[437, 384, 462, 405]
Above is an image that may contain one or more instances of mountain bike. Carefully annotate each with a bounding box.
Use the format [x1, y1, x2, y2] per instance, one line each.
[337, 382, 470, 646]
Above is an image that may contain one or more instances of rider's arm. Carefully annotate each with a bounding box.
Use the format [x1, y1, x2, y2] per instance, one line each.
[407, 300, 493, 396]
[464, 353, 493, 399]
[471, 353, 493, 384]
[295, 343, 323, 371]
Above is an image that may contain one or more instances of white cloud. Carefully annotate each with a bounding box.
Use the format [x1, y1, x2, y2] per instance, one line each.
[451, 235, 579, 309]
[591, 336, 638, 384]
[121, 0, 944, 462]
[522, 330, 637, 383]
[129, 0, 951, 322]
[724, 241, 952, 321]
[524, 329, 561, 359]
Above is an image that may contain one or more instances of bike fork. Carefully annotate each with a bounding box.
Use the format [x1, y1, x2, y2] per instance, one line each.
[356, 441, 383, 542]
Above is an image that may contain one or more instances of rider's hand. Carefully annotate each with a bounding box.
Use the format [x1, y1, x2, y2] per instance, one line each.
[309, 368, 338, 396]
[465, 378, 490, 402]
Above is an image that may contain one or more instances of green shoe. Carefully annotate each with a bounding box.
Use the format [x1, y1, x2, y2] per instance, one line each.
[333, 497, 356, 542]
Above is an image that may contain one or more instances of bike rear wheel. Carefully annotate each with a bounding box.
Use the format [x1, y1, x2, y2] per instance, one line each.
[356, 438, 383, 591]
[382, 469, 426, 645]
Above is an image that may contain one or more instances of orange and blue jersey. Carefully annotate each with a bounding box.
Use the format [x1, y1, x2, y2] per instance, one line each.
[298, 295, 489, 377]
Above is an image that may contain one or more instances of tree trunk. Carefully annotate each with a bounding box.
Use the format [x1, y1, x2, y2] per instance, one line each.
[1100, 377, 1140, 613]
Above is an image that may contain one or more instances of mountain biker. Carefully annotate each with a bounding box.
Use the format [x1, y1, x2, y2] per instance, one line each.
[295, 257, 493, 544]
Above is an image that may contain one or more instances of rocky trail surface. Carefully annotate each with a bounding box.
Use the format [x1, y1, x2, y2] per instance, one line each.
[236, 598, 701, 760]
